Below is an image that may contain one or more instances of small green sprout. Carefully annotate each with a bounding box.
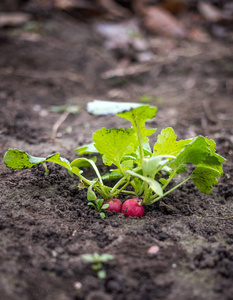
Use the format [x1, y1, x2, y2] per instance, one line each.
[81, 253, 114, 279]
[87, 199, 109, 219]
[86, 180, 109, 218]
[139, 94, 153, 104]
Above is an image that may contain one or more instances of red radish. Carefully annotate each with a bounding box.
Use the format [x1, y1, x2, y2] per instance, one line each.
[104, 198, 122, 212]
[121, 198, 145, 218]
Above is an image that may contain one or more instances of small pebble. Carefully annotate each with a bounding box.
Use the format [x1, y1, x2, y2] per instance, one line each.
[147, 245, 160, 255]
[74, 282, 82, 291]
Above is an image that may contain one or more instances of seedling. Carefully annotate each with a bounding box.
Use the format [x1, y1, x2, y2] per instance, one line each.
[87, 198, 109, 219]
[3, 102, 225, 218]
[81, 253, 114, 279]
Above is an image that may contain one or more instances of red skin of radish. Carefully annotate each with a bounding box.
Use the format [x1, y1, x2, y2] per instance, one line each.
[103, 199, 122, 213]
[121, 198, 145, 218]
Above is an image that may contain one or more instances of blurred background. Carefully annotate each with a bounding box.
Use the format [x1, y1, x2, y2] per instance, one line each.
[0, 0, 232, 151]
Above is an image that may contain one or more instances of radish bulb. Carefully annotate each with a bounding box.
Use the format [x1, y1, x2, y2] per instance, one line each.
[103, 199, 122, 213]
[121, 198, 145, 218]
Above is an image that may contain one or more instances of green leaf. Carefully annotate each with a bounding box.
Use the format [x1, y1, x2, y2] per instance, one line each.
[176, 163, 187, 174]
[142, 156, 161, 176]
[99, 254, 114, 262]
[190, 166, 221, 194]
[203, 137, 226, 176]
[159, 178, 168, 185]
[4, 149, 71, 170]
[97, 270, 106, 279]
[50, 104, 80, 114]
[131, 177, 144, 195]
[81, 254, 96, 263]
[87, 182, 97, 201]
[101, 171, 122, 181]
[142, 155, 175, 176]
[87, 202, 96, 208]
[99, 212, 106, 219]
[143, 142, 152, 156]
[117, 105, 157, 143]
[87, 100, 143, 115]
[119, 160, 135, 171]
[101, 204, 109, 210]
[153, 127, 192, 156]
[170, 136, 210, 171]
[71, 157, 102, 183]
[95, 199, 104, 211]
[126, 170, 163, 196]
[92, 263, 102, 270]
[197, 155, 223, 176]
[71, 157, 97, 168]
[139, 94, 153, 104]
[75, 142, 99, 155]
[93, 128, 137, 168]
[205, 137, 225, 163]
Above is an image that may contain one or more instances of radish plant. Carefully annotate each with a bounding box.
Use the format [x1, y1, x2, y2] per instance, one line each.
[3, 102, 225, 218]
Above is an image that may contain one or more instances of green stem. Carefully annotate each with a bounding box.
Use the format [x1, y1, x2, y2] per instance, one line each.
[142, 182, 150, 203]
[130, 179, 137, 191]
[73, 170, 92, 186]
[162, 169, 177, 191]
[91, 163, 104, 185]
[117, 162, 125, 175]
[132, 166, 141, 173]
[43, 163, 49, 176]
[111, 180, 130, 197]
[97, 186, 110, 200]
[149, 176, 191, 204]
[120, 190, 137, 196]
[71, 158, 103, 185]
[152, 159, 172, 178]
[111, 176, 128, 194]
[135, 120, 144, 164]
[72, 168, 109, 199]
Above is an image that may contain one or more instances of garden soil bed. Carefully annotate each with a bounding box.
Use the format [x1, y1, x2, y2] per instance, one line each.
[0, 12, 233, 300]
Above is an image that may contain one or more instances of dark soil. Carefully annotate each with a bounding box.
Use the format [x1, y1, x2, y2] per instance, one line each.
[0, 12, 233, 300]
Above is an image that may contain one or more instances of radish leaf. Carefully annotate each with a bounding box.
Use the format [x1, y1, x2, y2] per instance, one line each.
[93, 127, 136, 169]
[190, 166, 221, 194]
[126, 170, 163, 196]
[76, 142, 98, 155]
[170, 136, 210, 172]
[153, 127, 191, 156]
[4, 149, 71, 170]
[117, 105, 157, 143]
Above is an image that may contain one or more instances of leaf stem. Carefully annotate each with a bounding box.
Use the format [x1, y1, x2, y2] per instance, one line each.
[162, 169, 177, 190]
[71, 168, 109, 199]
[120, 190, 137, 196]
[152, 159, 172, 178]
[149, 176, 191, 204]
[111, 176, 128, 194]
[111, 180, 130, 197]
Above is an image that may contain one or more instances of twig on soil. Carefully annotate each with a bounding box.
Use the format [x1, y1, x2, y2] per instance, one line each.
[205, 215, 233, 220]
[102, 63, 156, 79]
[186, 204, 194, 214]
[0, 68, 83, 84]
[51, 110, 70, 141]
[203, 99, 220, 125]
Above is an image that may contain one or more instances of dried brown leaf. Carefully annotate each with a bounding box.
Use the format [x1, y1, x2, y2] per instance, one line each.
[143, 6, 187, 38]
[0, 13, 31, 27]
[198, 2, 223, 23]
